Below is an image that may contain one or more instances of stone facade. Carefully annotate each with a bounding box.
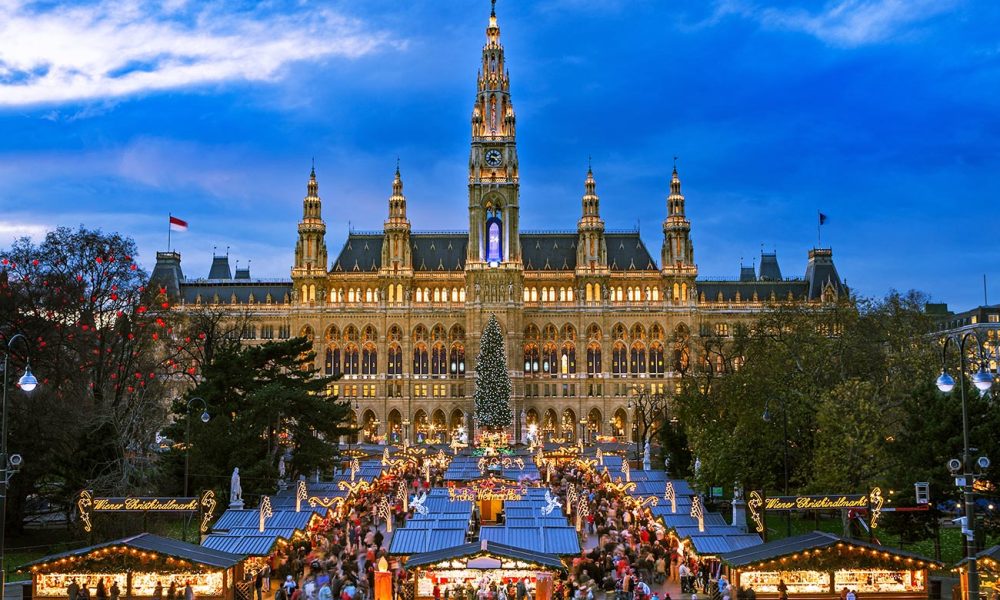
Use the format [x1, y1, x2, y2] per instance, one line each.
[152, 6, 847, 446]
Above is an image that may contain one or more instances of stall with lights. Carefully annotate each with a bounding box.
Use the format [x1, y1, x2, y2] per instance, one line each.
[19, 533, 247, 600]
[954, 544, 1000, 600]
[720, 531, 940, 599]
[403, 540, 566, 599]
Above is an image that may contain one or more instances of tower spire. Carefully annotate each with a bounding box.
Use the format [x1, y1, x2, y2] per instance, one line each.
[292, 164, 328, 280]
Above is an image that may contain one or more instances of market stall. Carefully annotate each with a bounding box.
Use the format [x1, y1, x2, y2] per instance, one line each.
[19, 533, 247, 600]
[720, 531, 940, 599]
[954, 544, 1000, 600]
[403, 540, 565, 600]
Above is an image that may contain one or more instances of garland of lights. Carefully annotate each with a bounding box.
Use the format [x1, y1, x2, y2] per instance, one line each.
[473, 314, 513, 431]
[28, 546, 207, 575]
[744, 544, 937, 572]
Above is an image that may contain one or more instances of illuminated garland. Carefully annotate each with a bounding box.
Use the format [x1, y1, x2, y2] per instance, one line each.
[744, 543, 937, 572]
[28, 546, 207, 575]
[295, 480, 308, 513]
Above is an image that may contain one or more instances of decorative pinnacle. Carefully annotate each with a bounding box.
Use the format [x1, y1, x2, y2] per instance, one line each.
[491, 0, 496, 17]
[311, 157, 315, 178]
[673, 155, 678, 173]
[396, 156, 400, 176]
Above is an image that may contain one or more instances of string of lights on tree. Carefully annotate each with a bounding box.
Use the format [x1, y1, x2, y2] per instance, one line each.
[473, 314, 513, 431]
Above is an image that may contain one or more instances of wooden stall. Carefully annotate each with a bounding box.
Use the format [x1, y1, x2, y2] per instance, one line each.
[19, 533, 247, 600]
[954, 544, 1000, 600]
[720, 532, 940, 600]
[403, 540, 566, 600]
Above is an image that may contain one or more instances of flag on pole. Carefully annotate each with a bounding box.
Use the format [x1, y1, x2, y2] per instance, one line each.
[169, 215, 189, 231]
[818, 212, 828, 226]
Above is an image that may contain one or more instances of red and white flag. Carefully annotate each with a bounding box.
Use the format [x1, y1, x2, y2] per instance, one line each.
[169, 215, 189, 232]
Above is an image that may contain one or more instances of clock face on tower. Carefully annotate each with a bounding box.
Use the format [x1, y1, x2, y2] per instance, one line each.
[484, 149, 503, 167]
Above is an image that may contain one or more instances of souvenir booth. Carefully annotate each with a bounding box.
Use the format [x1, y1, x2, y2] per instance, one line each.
[404, 540, 566, 600]
[448, 476, 529, 524]
[19, 533, 247, 600]
[720, 532, 940, 599]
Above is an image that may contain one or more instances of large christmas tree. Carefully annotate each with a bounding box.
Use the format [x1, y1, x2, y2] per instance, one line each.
[474, 314, 513, 431]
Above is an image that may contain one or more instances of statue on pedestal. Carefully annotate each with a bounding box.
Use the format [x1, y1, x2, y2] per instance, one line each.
[230, 467, 244, 509]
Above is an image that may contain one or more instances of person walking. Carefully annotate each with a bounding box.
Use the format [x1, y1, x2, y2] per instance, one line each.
[68, 579, 80, 600]
[185, 582, 195, 600]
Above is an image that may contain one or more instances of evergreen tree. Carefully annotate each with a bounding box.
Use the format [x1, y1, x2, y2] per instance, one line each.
[474, 314, 513, 431]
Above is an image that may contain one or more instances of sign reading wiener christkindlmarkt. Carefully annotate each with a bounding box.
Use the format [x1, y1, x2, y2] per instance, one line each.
[77, 489, 217, 533]
[747, 487, 884, 539]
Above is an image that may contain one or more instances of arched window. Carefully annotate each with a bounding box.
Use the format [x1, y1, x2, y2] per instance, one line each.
[627, 287, 634, 302]
[347, 288, 356, 303]
[325, 346, 341, 376]
[586, 283, 593, 302]
[587, 343, 602, 377]
[362, 343, 377, 376]
[652, 286, 660, 301]
[387, 343, 402, 376]
[540, 288, 548, 302]
[434, 288, 441, 302]
[388, 285, 395, 303]
[431, 343, 448, 377]
[612, 342, 627, 376]
[524, 344, 540, 376]
[413, 343, 429, 376]
[681, 282, 687, 301]
[450, 344, 466, 377]
[649, 343, 665, 376]
[530, 287, 538, 302]
[486, 210, 503, 264]
[560, 344, 576, 376]
[523, 288, 531, 302]
[559, 287, 566, 302]
[396, 284, 404, 303]
[459, 287, 466, 301]
[542, 343, 558, 377]
[594, 283, 601, 301]
[630, 343, 646, 375]
[344, 344, 359, 376]
[673, 282, 680, 301]
[567, 287, 574, 302]
[365, 288, 373, 303]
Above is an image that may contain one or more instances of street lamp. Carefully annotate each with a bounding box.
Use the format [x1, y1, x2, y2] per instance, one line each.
[762, 397, 792, 537]
[2, 333, 39, 598]
[183, 397, 210, 498]
[936, 330, 998, 600]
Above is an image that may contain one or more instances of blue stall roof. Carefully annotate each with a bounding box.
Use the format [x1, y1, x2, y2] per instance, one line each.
[388, 528, 467, 555]
[202, 534, 285, 556]
[479, 525, 581, 555]
[212, 509, 315, 533]
[401, 519, 469, 530]
[18, 533, 244, 571]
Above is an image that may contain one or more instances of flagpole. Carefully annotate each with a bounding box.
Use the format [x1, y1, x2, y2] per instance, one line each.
[168, 212, 172, 252]
[817, 210, 821, 248]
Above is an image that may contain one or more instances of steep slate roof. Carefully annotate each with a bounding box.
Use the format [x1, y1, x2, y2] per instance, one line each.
[18, 533, 244, 571]
[720, 531, 939, 568]
[403, 540, 566, 570]
[694, 281, 809, 303]
[179, 281, 293, 305]
[331, 231, 658, 273]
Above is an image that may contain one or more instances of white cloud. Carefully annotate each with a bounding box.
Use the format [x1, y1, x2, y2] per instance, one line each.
[0, 0, 398, 106]
[0, 220, 49, 246]
[711, 0, 958, 47]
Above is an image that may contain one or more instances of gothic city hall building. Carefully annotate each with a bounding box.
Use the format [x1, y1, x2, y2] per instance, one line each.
[152, 6, 846, 446]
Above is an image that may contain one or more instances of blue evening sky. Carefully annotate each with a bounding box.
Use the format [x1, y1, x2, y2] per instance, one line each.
[0, 0, 998, 310]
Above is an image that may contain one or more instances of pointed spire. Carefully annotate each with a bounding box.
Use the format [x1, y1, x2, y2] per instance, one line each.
[307, 163, 319, 199]
[668, 163, 684, 217]
[581, 161, 600, 219]
[388, 162, 406, 221]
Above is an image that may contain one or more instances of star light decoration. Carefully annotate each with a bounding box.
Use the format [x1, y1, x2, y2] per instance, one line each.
[258, 496, 273, 533]
[397, 480, 409, 511]
[338, 480, 371, 497]
[377, 496, 393, 532]
[576, 497, 590, 531]
[199, 490, 217, 533]
[295, 479, 308, 513]
[664, 481, 677, 514]
[690, 495, 705, 533]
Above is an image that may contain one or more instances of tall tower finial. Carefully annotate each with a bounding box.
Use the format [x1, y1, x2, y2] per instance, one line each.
[491, 0, 496, 18]
[673, 155, 678, 172]
[311, 156, 315, 177]
[395, 156, 400, 176]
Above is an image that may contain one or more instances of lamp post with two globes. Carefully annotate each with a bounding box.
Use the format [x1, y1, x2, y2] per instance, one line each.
[1, 333, 39, 600]
[935, 330, 997, 600]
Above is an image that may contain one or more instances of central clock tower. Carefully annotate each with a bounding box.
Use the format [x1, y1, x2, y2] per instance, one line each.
[468, 1, 520, 267]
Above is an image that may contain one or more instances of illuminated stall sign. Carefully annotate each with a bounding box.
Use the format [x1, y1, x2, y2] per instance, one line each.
[77, 490, 217, 533]
[448, 478, 526, 501]
[747, 488, 884, 533]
